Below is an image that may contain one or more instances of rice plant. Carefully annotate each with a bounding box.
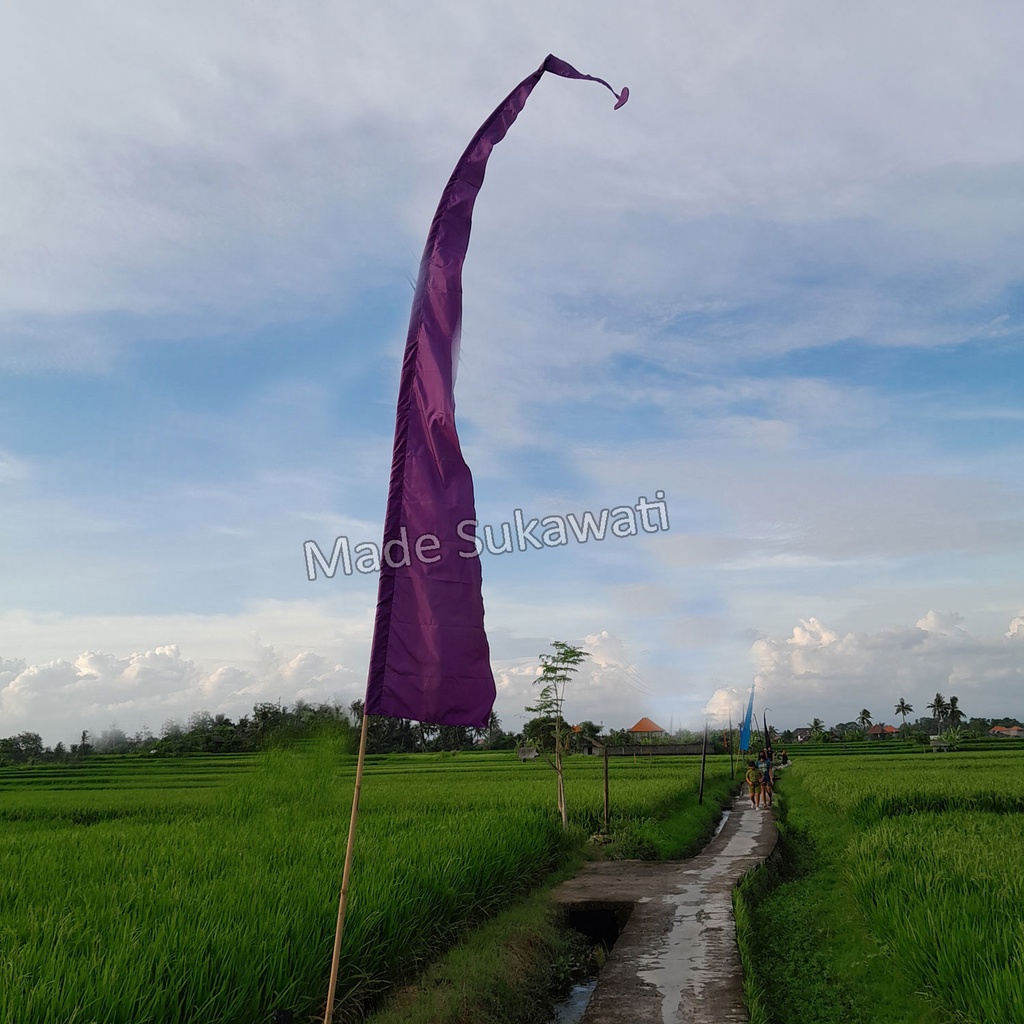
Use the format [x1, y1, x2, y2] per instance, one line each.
[848, 813, 1024, 1023]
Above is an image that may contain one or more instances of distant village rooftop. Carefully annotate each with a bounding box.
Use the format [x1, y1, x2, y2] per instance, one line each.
[866, 724, 898, 738]
[628, 717, 666, 735]
[989, 725, 1024, 738]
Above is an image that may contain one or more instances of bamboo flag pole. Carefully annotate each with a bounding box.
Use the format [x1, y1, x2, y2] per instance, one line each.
[322, 712, 371, 1024]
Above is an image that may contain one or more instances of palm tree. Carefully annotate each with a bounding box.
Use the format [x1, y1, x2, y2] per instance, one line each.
[485, 710, 502, 747]
[894, 698, 913, 733]
[857, 709, 873, 730]
[947, 695, 965, 727]
[809, 717, 825, 741]
[927, 693, 950, 733]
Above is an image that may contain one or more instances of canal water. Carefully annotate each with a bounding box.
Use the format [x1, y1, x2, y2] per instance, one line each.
[550, 978, 598, 1024]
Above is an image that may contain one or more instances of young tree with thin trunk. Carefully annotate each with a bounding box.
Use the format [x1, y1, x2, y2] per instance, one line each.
[525, 641, 589, 830]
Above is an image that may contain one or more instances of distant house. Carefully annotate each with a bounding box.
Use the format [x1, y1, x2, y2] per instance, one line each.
[792, 728, 812, 743]
[989, 725, 1024, 738]
[628, 717, 666, 739]
[866, 724, 898, 740]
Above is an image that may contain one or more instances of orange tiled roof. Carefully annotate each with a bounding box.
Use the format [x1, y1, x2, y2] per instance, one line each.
[628, 717, 666, 734]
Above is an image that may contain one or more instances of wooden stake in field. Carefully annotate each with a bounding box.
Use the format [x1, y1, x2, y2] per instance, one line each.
[317, 56, 627, 1024]
[603, 740, 610, 830]
[698, 719, 708, 806]
[583, 732, 611, 830]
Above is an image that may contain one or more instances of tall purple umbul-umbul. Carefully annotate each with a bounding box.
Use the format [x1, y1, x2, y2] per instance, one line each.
[364, 55, 628, 728]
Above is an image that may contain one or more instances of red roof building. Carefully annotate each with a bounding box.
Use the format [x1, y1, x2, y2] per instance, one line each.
[866, 724, 898, 739]
[628, 717, 666, 736]
[989, 725, 1024, 738]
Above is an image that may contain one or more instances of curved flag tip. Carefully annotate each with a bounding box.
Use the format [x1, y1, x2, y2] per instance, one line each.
[540, 54, 629, 110]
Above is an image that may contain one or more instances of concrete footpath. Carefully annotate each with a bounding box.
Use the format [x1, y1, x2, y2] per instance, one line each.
[551, 799, 777, 1024]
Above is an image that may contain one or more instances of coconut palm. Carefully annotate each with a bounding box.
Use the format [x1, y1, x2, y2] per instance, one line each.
[809, 717, 825, 741]
[857, 709, 873, 730]
[946, 696, 965, 727]
[894, 698, 913, 733]
[927, 693, 950, 732]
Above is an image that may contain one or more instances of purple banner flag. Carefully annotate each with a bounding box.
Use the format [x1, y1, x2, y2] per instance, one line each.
[364, 56, 627, 728]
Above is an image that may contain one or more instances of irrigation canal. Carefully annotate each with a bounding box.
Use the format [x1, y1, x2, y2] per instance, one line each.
[551, 797, 777, 1023]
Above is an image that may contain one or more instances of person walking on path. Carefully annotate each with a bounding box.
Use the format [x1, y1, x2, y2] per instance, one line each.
[760, 750, 774, 807]
[745, 759, 762, 808]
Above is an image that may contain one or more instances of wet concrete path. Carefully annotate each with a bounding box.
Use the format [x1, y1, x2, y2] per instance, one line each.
[551, 799, 777, 1024]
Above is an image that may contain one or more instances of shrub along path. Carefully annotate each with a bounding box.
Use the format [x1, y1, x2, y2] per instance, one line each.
[552, 798, 776, 1024]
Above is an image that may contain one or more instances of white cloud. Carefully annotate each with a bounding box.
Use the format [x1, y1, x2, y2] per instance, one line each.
[915, 610, 966, 636]
[751, 613, 1024, 727]
[703, 685, 746, 723]
[492, 629, 660, 734]
[0, 602, 375, 743]
[0, 639, 364, 745]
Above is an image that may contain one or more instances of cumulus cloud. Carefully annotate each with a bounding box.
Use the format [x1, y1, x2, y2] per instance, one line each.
[492, 630, 657, 733]
[915, 611, 966, 635]
[751, 612, 1024, 727]
[703, 685, 748, 723]
[0, 639, 362, 745]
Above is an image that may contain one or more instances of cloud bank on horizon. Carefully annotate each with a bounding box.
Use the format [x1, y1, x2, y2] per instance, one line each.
[1, 2, 1022, 745]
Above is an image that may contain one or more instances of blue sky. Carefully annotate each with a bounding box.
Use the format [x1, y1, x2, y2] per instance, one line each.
[1, 2, 1023, 744]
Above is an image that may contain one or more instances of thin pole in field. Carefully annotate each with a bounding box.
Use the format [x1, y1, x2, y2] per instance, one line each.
[698, 719, 708, 805]
[603, 741, 610, 830]
[584, 733, 610, 830]
[323, 712, 371, 1024]
[728, 712, 735, 780]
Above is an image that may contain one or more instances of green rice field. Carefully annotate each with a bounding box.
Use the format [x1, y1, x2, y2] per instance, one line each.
[0, 741, 731, 1024]
[744, 749, 1024, 1024]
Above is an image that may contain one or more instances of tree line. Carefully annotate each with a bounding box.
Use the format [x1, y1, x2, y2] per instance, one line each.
[798, 692, 1022, 746]
[0, 699, 526, 766]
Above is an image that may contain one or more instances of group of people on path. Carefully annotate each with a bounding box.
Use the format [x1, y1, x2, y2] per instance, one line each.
[744, 747, 786, 808]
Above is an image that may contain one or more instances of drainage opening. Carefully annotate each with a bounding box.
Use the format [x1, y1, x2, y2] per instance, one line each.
[562, 901, 633, 953]
[549, 903, 633, 1024]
